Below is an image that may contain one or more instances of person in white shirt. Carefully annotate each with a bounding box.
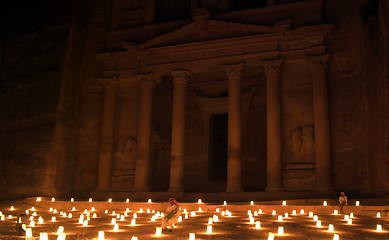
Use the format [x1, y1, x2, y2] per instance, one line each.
[161, 197, 181, 232]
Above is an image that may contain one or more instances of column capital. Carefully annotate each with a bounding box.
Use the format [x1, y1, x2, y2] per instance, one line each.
[306, 54, 330, 71]
[260, 59, 283, 74]
[171, 70, 191, 85]
[98, 77, 118, 87]
[223, 62, 244, 80]
[138, 72, 155, 88]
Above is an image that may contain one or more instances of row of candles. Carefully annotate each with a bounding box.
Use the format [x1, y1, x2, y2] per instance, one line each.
[1, 197, 386, 240]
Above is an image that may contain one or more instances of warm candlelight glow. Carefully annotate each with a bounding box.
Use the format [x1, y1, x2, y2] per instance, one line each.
[344, 215, 349, 221]
[309, 212, 313, 218]
[356, 201, 360, 206]
[113, 223, 119, 231]
[328, 224, 334, 232]
[333, 210, 338, 215]
[39, 232, 48, 240]
[207, 225, 212, 234]
[292, 210, 297, 215]
[313, 215, 318, 221]
[333, 233, 340, 240]
[255, 221, 261, 229]
[126, 198, 130, 203]
[71, 198, 74, 202]
[83, 220, 88, 226]
[316, 220, 322, 227]
[198, 199, 202, 204]
[284, 212, 289, 219]
[57, 226, 64, 234]
[347, 219, 352, 225]
[272, 210, 276, 216]
[250, 201, 254, 205]
[26, 228, 32, 237]
[278, 215, 283, 222]
[258, 209, 263, 214]
[51, 216, 56, 222]
[148, 199, 152, 203]
[36, 197, 41, 202]
[57, 233, 66, 240]
[189, 232, 196, 240]
[51, 197, 55, 202]
[278, 226, 284, 235]
[155, 226, 162, 236]
[10, 206, 14, 211]
[98, 231, 105, 240]
[108, 198, 112, 202]
[223, 201, 227, 205]
[131, 218, 136, 226]
[349, 212, 354, 218]
[376, 212, 381, 218]
[323, 201, 327, 206]
[131, 237, 138, 240]
[89, 198, 93, 202]
[208, 217, 213, 224]
[268, 232, 275, 240]
[376, 224, 382, 232]
[300, 209, 305, 214]
[282, 201, 286, 206]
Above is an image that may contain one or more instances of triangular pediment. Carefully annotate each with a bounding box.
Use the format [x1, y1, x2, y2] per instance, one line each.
[140, 16, 290, 49]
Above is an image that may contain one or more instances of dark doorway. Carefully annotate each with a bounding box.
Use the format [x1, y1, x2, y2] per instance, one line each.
[208, 113, 228, 181]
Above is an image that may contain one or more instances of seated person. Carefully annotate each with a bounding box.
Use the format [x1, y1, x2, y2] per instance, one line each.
[161, 197, 181, 232]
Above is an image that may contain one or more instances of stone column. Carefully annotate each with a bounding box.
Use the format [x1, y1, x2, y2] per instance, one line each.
[308, 54, 333, 191]
[224, 63, 244, 192]
[262, 59, 283, 192]
[168, 70, 190, 192]
[134, 73, 155, 192]
[97, 77, 118, 191]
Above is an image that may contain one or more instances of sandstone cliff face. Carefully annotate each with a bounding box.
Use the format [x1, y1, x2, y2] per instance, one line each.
[0, 1, 73, 199]
[0, 0, 388, 199]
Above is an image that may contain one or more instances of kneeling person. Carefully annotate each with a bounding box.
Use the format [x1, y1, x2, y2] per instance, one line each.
[161, 198, 181, 232]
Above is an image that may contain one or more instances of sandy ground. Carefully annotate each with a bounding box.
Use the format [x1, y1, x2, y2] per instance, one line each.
[0, 198, 388, 240]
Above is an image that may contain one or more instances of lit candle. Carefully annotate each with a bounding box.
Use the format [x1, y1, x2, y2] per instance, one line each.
[333, 234, 339, 240]
[71, 198, 74, 202]
[282, 201, 286, 206]
[250, 201, 254, 205]
[278, 226, 284, 235]
[213, 215, 219, 222]
[223, 201, 227, 205]
[113, 223, 119, 231]
[131, 237, 138, 240]
[133, 213, 137, 219]
[268, 232, 275, 240]
[130, 218, 136, 226]
[323, 201, 327, 206]
[356, 201, 360, 206]
[284, 212, 289, 219]
[316, 220, 322, 227]
[26, 228, 32, 238]
[300, 209, 305, 214]
[36, 197, 41, 202]
[57, 226, 64, 234]
[313, 215, 318, 221]
[376, 212, 381, 218]
[89, 198, 92, 202]
[126, 198, 130, 203]
[148, 199, 152, 203]
[272, 210, 276, 216]
[309, 212, 313, 218]
[189, 233, 196, 240]
[83, 220, 88, 226]
[249, 217, 254, 224]
[108, 198, 112, 202]
[51, 216, 56, 222]
[292, 210, 297, 215]
[111, 218, 116, 225]
[278, 215, 283, 222]
[38, 216, 44, 224]
[328, 224, 334, 232]
[258, 209, 263, 214]
[344, 215, 349, 221]
[208, 217, 213, 224]
[255, 221, 261, 229]
[347, 219, 352, 225]
[57, 233, 66, 240]
[333, 210, 338, 215]
[10, 206, 14, 211]
[98, 231, 104, 240]
[155, 226, 162, 236]
[350, 212, 354, 218]
[39, 232, 48, 240]
[207, 225, 212, 234]
[178, 215, 182, 222]
[51, 197, 55, 202]
[376, 224, 382, 232]
[198, 199, 202, 204]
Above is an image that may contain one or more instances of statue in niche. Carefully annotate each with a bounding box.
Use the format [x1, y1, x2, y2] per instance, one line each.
[289, 125, 315, 163]
[112, 135, 137, 177]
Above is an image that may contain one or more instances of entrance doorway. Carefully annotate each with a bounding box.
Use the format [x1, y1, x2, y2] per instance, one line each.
[208, 113, 228, 181]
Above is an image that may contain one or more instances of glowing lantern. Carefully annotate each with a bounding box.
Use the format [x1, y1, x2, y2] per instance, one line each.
[223, 201, 227, 205]
[268, 232, 275, 240]
[323, 201, 328, 206]
[278, 215, 283, 222]
[333, 234, 340, 240]
[10, 206, 15, 211]
[178, 215, 182, 222]
[300, 209, 305, 214]
[51, 197, 55, 202]
[250, 201, 254, 205]
[313, 215, 318, 221]
[71, 198, 74, 202]
[126, 198, 130, 203]
[376, 224, 382, 232]
[213, 215, 219, 222]
[328, 224, 334, 232]
[255, 221, 261, 229]
[51, 216, 56, 222]
[216, 208, 220, 213]
[278, 226, 284, 235]
[83, 220, 88, 226]
[131, 237, 138, 240]
[130, 218, 136, 226]
[272, 210, 276, 216]
[57, 226, 64, 234]
[38, 216, 44, 224]
[333, 210, 338, 215]
[113, 223, 119, 231]
[26, 228, 32, 238]
[249, 217, 254, 224]
[356, 201, 360, 206]
[189, 233, 196, 240]
[155, 227, 162, 236]
[111, 218, 116, 225]
[347, 219, 352, 225]
[292, 210, 297, 215]
[309, 212, 313, 218]
[376, 212, 381, 218]
[185, 214, 189, 219]
[207, 225, 212, 234]
[133, 213, 137, 219]
[282, 201, 286, 206]
[191, 211, 196, 217]
[350, 212, 354, 218]
[316, 220, 322, 227]
[36, 197, 41, 202]
[148, 199, 152, 203]
[344, 215, 349, 221]
[39, 232, 48, 240]
[208, 217, 213, 224]
[198, 207, 203, 212]
[198, 199, 202, 204]
[284, 213, 289, 219]
[57, 233, 66, 240]
[72, 207, 76, 211]
[98, 231, 104, 240]
[258, 209, 263, 214]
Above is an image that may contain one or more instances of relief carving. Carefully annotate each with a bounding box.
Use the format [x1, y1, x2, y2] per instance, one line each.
[112, 135, 137, 177]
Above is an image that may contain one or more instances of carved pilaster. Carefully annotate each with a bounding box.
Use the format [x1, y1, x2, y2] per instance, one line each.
[261, 58, 283, 192]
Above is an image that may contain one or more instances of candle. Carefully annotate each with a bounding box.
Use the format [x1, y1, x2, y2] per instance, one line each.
[198, 199, 202, 204]
[57, 226, 64, 234]
[189, 233, 196, 240]
[207, 225, 212, 234]
[113, 223, 119, 231]
[316, 220, 322, 227]
[268, 232, 275, 240]
[39, 232, 48, 240]
[356, 201, 360, 206]
[333, 234, 340, 240]
[98, 231, 104, 240]
[278, 226, 284, 235]
[155, 226, 162, 236]
[282, 201, 287, 206]
[323, 201, 328, 206]
[376, 224, 382, 232]
[255, 221, 261, 229]
[250, 201, 254, 205]
[376, 212, 381, 218]
[328, 224, 334, 232]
